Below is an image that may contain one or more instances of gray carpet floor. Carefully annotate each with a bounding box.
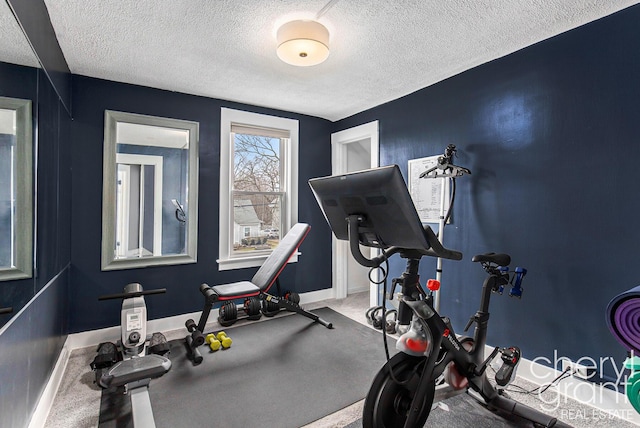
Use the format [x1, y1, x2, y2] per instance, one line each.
[98, 308, 393, 428]
[45, 292, 637, 428]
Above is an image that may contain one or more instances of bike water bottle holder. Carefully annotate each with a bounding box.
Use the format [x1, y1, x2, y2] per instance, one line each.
[490, 266, 527, 298]
[509, 267, 527, 298]
[496, 267, 509, 294]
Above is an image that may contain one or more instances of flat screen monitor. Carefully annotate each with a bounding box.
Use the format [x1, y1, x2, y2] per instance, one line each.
[309, 165, 433, 251]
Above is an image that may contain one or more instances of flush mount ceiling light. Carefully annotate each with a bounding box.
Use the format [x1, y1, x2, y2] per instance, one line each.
[276, 20, 330, 67]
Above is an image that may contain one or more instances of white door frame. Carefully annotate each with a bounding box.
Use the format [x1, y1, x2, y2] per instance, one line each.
[331, 121, 379, 307]
[116, 153, 164, 257]
[116, 165, 131, 258]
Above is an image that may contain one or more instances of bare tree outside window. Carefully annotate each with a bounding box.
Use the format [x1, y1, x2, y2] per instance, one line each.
[232, 133, 284, 254]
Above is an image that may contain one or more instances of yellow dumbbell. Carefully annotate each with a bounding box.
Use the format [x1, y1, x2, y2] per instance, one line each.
[205, 333, 221, 351]
[205, 331, 232, 351]
[216, 331, 232, 349]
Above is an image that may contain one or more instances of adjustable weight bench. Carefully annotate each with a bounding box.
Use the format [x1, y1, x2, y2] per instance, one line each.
[185, 223, 333, 364]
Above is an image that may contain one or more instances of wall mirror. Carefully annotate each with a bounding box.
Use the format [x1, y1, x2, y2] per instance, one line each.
[0, 96, 33, 281]
[102, 110, 199, 270]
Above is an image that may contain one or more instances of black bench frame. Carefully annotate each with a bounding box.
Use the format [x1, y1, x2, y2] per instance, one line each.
[185, 223, 333, 364]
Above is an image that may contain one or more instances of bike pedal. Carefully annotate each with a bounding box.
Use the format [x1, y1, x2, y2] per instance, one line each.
[495, 346, 521, 387]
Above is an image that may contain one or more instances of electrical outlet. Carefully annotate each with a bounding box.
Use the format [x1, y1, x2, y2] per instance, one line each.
[561, 360, 595, 380]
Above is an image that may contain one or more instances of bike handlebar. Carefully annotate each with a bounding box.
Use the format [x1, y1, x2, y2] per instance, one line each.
[347, 216, 463, 268]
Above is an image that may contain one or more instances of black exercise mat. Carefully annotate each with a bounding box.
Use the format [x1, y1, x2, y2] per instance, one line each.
[99, 308, 395, 428]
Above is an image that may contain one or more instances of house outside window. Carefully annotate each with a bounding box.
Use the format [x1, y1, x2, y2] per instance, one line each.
[218, 108, 298, 270]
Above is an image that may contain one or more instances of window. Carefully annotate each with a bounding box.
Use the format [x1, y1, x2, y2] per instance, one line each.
[219, 108, 298, 270]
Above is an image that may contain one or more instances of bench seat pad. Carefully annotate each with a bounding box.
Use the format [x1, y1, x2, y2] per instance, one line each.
[212, 281, 260, 297]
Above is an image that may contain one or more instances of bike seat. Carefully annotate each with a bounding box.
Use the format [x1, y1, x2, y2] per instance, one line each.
[471, 253, 511, 266]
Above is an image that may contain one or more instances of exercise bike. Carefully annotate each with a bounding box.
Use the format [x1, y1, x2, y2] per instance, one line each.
[91, 283, 171, 428]
[309, 165, 560, 428]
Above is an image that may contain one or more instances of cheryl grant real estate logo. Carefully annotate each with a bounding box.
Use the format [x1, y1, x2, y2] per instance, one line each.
[523, 350, 637, 422]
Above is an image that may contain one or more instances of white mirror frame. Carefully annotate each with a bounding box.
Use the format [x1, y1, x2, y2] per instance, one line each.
[101, 110, 199, 270]
[0, 96, 33, 281]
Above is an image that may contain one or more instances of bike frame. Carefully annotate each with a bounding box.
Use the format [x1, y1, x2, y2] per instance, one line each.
[392, 255, 506, 427]
[308, 165, 558, 427]
[379, 252, 558, 428]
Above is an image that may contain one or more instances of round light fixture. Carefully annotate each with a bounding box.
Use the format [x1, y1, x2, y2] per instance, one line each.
[276, 20, 330, 67]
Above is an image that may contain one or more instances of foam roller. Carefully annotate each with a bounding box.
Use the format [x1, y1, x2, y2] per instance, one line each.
[606, 285, 640, 353]
[607, 287, 640, 414]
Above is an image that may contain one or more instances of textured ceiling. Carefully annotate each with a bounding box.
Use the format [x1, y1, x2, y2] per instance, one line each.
[0, 0, 40, 69]
[7, 1, 640, 121]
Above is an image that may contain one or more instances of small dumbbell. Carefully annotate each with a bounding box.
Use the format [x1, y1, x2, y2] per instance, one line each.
[205, 331, 232, 351]
[185, 319, 205, 347]
[205, 333, 221, 351]
[217, 331, 232, 349]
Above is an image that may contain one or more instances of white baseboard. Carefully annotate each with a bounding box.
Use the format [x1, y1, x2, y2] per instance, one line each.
[299, 287, 334, 304]
[483, 345, 640, 426]
[28, 346, 70, 428]
[64, 308, 211, 350]
[65, 287, 336, 350]
[345, 285, 369, 295]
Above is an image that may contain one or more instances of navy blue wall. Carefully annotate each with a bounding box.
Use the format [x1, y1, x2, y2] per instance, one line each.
[69, 76, 333, 333]
[333, 6, 640, 376]
[0, 61, 38, 325]
[0, 268, 69, 428]
[0, 60, 71, 427]
[0, 61, 71, 328]
[35, 69, 72, 292]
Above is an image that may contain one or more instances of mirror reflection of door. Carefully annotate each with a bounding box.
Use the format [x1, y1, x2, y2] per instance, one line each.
[115, 154, 163, 259]
[115, 122, 185, 260]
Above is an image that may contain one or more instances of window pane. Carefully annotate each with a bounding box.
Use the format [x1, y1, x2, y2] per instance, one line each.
[219, 108, 298, 271]
[232, 192, 282, 255]
[233, 134, 281, 192]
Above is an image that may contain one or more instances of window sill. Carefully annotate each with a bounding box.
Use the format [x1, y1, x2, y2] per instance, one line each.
[217, 252, 300, 271]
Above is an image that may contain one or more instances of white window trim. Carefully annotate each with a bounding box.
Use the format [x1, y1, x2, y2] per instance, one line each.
[218, 108, 298, 271]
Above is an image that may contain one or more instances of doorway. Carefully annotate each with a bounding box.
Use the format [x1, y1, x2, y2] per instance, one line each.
[115, 153, 163, 258]
[331, 121, 379, 307]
